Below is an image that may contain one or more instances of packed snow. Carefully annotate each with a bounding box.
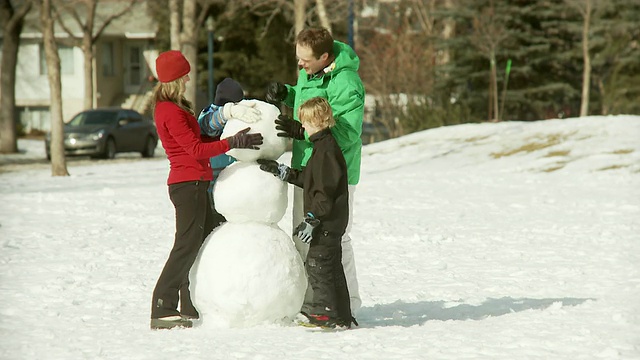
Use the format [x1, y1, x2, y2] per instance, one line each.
[0, 115, 639, 359]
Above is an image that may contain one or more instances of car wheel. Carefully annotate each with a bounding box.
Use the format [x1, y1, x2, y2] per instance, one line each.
[103, 138, 116, 159]
[141, 136, 156, 158]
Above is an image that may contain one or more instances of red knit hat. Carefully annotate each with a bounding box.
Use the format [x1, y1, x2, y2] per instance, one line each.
[155, 50, 190, 83]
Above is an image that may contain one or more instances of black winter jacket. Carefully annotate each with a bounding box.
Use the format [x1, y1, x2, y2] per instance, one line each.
[286, 128, 349, 236]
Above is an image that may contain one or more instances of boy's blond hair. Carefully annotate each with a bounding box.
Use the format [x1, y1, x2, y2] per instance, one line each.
[298, 97, 335, 129]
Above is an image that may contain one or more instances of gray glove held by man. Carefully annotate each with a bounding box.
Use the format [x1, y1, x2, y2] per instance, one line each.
[257, 159, 290, 181]
[226, 127, 263, 150]
[295, 213, 320, 244]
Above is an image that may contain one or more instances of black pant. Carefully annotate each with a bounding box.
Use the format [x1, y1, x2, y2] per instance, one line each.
[303, 231, 351, 322]
[151, 180, 220, 319]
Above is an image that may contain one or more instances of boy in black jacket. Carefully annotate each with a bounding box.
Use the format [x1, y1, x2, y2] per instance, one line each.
[257, 97, 354, 329]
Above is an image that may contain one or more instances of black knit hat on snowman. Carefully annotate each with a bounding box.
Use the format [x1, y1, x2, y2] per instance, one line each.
[214, 78, 244, 106]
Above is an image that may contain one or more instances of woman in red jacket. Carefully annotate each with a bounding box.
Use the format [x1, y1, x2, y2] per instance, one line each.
[149, 50, 263, 330]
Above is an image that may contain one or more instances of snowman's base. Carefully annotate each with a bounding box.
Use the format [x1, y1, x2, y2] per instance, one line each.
[190, 222, 307, 328]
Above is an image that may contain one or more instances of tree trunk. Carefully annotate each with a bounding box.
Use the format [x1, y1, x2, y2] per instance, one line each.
[440, 0, 455, 67]
[597, 78, 608, 115]
[82, 34, 94, 109]
[41, 0, 69, 176]
[490, 53, 499, 121]
[316, 0, 331, 33]
[579, 0, 591, 117]
[0, 0, 31, 153]
[54, 0, 135, 111]
[169, 0, 181, 50]
[180, 0, 197, 106]
[294, 0, 307, 37]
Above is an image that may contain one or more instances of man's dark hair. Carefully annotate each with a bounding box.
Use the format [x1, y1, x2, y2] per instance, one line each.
[296, 28, 334, 59]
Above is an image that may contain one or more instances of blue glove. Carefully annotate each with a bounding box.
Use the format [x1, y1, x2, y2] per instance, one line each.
[295, 213, 320, 244]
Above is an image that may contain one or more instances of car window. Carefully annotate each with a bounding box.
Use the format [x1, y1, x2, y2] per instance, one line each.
[68, 111, 118, 126]
[127, 110, 142, 123]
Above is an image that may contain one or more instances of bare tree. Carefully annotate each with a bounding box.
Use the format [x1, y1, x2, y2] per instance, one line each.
[167, 0, 212, 105]
[470, 0, 508, 121]
[169, 0, 180, 50]
[359, 11, 434, 138]
[0, 0, 32, 154]
[53, 0, 137, 110]
[566, 0, 598, 117]
[240, 0, 306, 38]
[315, 0, 330, 33]
[240, 0, 347, 40]
[435, 0, 456, 68]
[39, 0, 69, 176]
[180, 0, 198, 104]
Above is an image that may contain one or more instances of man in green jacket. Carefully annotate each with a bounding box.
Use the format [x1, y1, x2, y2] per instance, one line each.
[266, 27, 365, 316]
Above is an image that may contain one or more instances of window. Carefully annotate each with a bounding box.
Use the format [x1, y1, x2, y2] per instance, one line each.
[126, 110, 142, 122]
[128, 45, 142, 86]
[18, 106, 51, 133]
[39, 44, 74, 75]
[102, 42, 115, 76]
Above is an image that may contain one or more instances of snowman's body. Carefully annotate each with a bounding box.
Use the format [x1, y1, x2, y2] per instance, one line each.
[189, 100, 307, 327]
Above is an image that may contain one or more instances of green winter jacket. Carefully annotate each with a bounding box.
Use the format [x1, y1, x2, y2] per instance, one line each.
[283, 40, 365, 185]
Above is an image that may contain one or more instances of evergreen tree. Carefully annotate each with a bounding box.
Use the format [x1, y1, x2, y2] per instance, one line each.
[589, 0, 640, 115]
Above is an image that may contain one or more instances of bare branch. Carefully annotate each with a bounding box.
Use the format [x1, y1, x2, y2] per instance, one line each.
[194, 2, 212, 35]
[411, 0, 434, 35]
[3, 0, 33, 31]
[52, 3, 80, 39]
[257, 6, 283, 39]
[93, 0, 138, 42]
[51, 4, 81, 46]
[315, 0, 331, 33]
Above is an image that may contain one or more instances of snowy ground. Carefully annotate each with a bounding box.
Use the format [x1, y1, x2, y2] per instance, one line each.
[1, 115, 639, 359]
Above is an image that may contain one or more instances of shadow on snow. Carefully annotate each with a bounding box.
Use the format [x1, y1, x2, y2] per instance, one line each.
[357, 296, 594, 328]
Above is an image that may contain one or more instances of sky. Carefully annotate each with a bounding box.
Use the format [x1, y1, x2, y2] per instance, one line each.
[0, 115, 639, 360]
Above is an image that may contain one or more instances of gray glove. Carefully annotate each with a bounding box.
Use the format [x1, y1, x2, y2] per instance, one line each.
[257, 159, 290, 181]
[275, 114, 304, 140]
[295, 213, 320, 244]
[226, 127, 263, 150]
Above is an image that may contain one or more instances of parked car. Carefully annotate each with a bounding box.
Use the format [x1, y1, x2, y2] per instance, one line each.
[45, 108, 158, 160]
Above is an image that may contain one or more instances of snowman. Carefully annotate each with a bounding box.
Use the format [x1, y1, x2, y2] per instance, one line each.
[189, 100, 307, 328]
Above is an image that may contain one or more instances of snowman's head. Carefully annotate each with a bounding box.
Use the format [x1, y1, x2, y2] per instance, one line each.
[222, 100, 289, 162]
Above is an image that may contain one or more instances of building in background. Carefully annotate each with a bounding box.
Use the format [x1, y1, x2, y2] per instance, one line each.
[10, 1, 158, 134]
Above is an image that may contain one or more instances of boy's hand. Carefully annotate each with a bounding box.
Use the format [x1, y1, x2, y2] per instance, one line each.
[295, 214, 320, 244]
[226, 127, 263, 150]
[275, 115, 304, 140]
[257, 159, 290, 181]
[265, 82, 288, 104]
[223, 102, 261, 123]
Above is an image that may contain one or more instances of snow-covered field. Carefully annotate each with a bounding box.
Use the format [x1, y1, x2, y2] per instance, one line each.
[1, 116, 639, 359]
